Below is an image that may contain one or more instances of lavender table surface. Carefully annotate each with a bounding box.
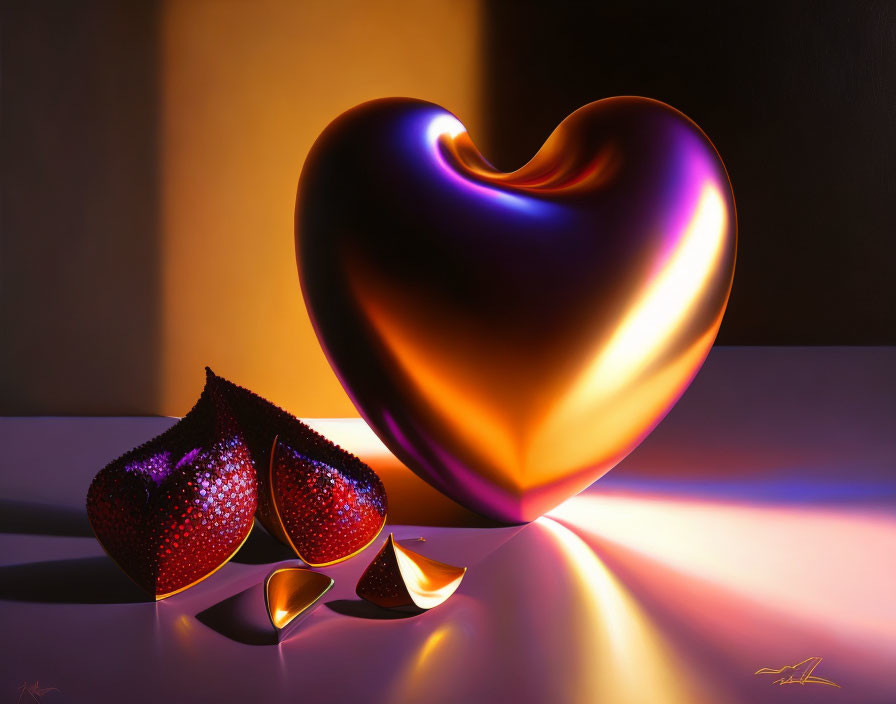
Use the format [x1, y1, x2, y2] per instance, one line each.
[2, 347, 895, 704]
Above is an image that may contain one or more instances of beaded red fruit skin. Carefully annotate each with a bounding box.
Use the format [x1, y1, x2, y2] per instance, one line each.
[206, 368, 388, 565]
[86, 381, 257, 599]
[270, 440, 387, 565]
[355, 537, 411, 608]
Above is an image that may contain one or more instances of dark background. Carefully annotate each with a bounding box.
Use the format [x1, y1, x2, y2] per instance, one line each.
[483, 0, 896, 344]
[1, 1, 161, 413]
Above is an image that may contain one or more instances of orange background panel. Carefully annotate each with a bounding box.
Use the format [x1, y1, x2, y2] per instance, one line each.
[160, 0, 482, 417]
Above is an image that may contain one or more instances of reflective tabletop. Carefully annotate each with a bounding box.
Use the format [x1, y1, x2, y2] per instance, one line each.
[1, 348, 894, 703]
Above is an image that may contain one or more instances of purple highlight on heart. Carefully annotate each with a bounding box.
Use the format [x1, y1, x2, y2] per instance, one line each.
[296, 96, 736, 523]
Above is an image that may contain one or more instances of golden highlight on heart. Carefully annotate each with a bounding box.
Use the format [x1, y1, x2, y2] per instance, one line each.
[296, 97, 736, 523]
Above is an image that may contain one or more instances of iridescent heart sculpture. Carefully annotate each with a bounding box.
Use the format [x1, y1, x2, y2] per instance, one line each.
[297, 97, 736, 523]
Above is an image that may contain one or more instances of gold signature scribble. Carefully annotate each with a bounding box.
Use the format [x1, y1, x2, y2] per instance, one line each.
[754, 657, 840, 687]
[17, 681, 60, 704]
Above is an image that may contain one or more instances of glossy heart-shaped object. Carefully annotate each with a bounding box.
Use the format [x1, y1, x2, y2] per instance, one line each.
[87, 379, 256, 599]
[206, 369, 387, 564]
[297, 97, 736, 523]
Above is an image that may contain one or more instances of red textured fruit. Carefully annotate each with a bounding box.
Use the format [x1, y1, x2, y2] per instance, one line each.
[206, 368, 388, 565]
[269, 437, 388, 565]
[87, 379, 256, 599]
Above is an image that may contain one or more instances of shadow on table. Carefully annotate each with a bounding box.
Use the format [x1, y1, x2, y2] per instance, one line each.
[375, 463, 506, 529]
[231, 523, 295, 564]
[0, 556, 150, 604]
[196, 584, 278, 645]
[0, 500, 93, 537]
[325, 599, 418, 620]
